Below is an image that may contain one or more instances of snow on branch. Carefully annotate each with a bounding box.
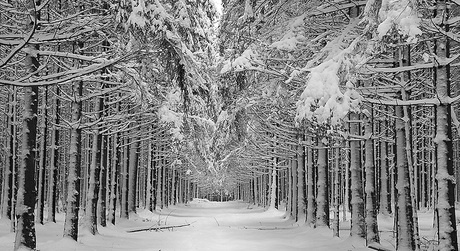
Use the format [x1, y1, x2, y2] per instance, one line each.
[158, 106, 184, 141]
[220, 47, 263, 73]
[157, 89, 184, 141]
[376, 0, 422, 43]
[269, 14, 306, 51]
[311, 1, 368, 16]
[295, 37, 362, 126]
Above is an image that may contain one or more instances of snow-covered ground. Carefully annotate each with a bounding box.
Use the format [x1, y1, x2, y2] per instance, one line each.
[0, 200, 446, 250]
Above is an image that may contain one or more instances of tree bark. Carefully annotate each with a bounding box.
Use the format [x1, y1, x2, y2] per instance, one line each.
[395, 104, 415, 250]
[108, 131, 120, 225]
[1, 89, 14, 221]
[14, 57, 39, 251]
[10, 87, 18, 233]
[36, 87, 48, 225]
[47, 86, 60, 223]
[306, 137, 316, 227]
[287, 160, 293, 216]
[316, 139, 329, 227]
[291, 148, 298, 219]
[156, 153, 163, 209]
[84, 91, 103, 235]
[365, 114, 379, 244]
[146, 141, 153, 211]
[434, 2, 458, 250]
[63, 78, 83, 241]
[128, 138, 139, 214]
[269, 135, 277, 210]
[120, 137, 130, 218]
[379, 112, 390, 215]
[332, 146, 340, 237]
[297, 140, 305, 220]
[99, 134, 108, 227]
[399, 42, 421, 251]
[350, 112, 365, 238]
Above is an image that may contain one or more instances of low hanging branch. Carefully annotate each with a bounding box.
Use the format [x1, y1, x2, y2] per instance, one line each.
[126, 223, 191, 233]
[367, 243, 395, 251]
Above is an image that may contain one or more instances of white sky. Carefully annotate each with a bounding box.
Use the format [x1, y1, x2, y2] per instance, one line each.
[210, 0, 222, 15]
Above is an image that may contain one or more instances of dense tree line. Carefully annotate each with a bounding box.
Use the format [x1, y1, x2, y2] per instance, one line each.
[216, 0, 460, 251]
[1, 0, 460, 251]
[0, 0, 218, 250]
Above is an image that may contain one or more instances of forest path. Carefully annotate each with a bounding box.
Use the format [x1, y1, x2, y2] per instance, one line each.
[0, 200, 373, 251]
[118, 200, 342, 251]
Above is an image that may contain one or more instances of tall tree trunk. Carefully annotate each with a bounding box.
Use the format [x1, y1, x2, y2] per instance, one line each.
[63, 78, 83, 241]
[146, 141, 153, 211]
[107, 98, 121, 224]
[84, 91, 103, 235]
[1, 89, 14, 221]
[36, 87, 48, 225]
[297, 140, 305, 220]
[306, 137, 316, 227]
[120, 137, 130, 218]
[332, 145, 340, 237]
[269, 133, 278, 209]
[99, 134, 108, 227]
[343, 139, 350, 222]
[80, 133, 89, 213]
[10, 87, 18, 233]
[269, 166, 277, 209]
[128, 138, 139, 214]
[399, 42, 421, 250]
[171, 167, 176, 205]
[108, 131, 120, 225]
[47, 86, 60, 223]
[392, 39, 416, 250]
[161, 153, 167, 208]
[434, 1, 458, 250]
[156, 154, 163, 209]
[379, 111, 390, 215]
[14, 1, 40, 247]
[291, 149, 298, 219]
[14, 55, 39, 251]
[269, 136, 277, 210]
[316, 139, 329, 227]
[287, 161, 293, 216]
[365, 114, 379, 244]
[395, 104, 415, 250]
[348, 4, 365, 239]
[152, 145, 158, 209]
[350, 113, 365, 238]
[253, 172, 259, 206]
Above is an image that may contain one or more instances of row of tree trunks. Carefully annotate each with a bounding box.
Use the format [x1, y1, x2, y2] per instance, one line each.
[235, 101, 444, 250]
[1, 87, 16, 223]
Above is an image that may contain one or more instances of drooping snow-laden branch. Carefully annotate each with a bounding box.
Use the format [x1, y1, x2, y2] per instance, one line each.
[0, 52, 137, 87]
[364, 53, 460, 73]
[310, 1, 368, 17]
[33, 50, 112, 64]
[363, 94, 460, 106]
[0, 1, 38, 68]
[0, 26, 106, 46]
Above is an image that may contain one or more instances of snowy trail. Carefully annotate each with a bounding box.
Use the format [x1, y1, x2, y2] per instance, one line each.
[0, 200, 376, 251]
[116, 200, 346, 251]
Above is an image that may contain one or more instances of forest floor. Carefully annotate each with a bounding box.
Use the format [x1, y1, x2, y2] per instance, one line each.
[0, 200, 445, 250]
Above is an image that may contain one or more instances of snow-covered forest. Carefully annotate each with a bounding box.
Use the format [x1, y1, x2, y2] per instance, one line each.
[1, 0, 460, 250]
